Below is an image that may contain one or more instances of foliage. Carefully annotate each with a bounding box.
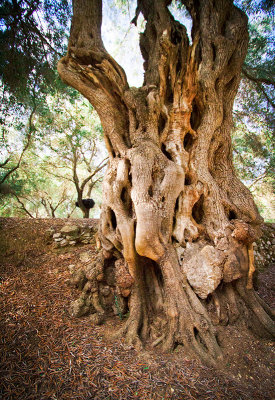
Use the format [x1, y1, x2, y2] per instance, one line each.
[0, 0, 106, 218]
[232, 0, 275, 221]
[0, 143, 73, 218]
[36, 95, 107, 218]
[0, 0, 71, 103]
[0, 92, 106, 218]
[0, 0, 274, 220]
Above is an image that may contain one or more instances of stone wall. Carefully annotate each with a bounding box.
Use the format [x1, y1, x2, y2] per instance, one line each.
[46, 222, 274, 270]
[46, 223, 97, 248]
[254, 223, 275, 271]
[47, 222, 274, 319]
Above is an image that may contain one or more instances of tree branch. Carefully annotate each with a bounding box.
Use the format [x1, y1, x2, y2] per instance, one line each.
[80, 158, 107, 192]
[0, 157, 11, 168]
[248, 170, 269, 191]
[40, 166, 75, 183]
[242, 67, 275, 88]
[13, 193, 35, 218]
[242, 68, 275, 108]
[0, 104, 36, 184]
[58, 0, 130, 157]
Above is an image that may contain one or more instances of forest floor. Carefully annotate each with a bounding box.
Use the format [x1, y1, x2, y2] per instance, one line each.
[0, 217, 274, 400]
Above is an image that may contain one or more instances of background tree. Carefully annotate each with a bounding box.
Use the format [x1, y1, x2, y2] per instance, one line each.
[0, 0, 71, 205]
[0, 149, 75, 218]
[58, 0, 274, 365]
[0, 0, 70, 102]
[1, 0, 273, 221]
[0, 100, 36, 192]
[0, 1, 106, 218]
[232, 0, 274, 221]
[37, 95, 107, 218]
[0, 93, 106, 218]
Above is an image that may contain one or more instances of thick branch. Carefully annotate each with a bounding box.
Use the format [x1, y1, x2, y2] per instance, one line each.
[0, 157, 11, 168]
[58, 0, 130, 157]
[0, 105, 36, 184]
[242, 67, 275, 88]
[13, 194, 35, 218]
[80, 158, 107, 192]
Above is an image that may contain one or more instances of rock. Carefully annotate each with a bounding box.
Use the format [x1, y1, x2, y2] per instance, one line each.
[69, 240, 77, 246]
[223, 253, 242, 283]
[81, 240, 90, 244]
[70, 298, 90, 317]
[100, 286, 111, 296]
[96, 273, 104, 281]
[81, 232, 91, 238]
[68, 264, 76, 274]
[66, 235, 75, 241]
[81, 226, 92, 235]
[83, 281, 92, 292]
[53, 232, 62, 239]
[46, 227, 55, 234]
[45, 228, 55, 241]
[254, 223, 275, 271]
[60, 224, 80, 237]
[54, 237, 63, 242]
[60, 239, 68, 247]
[70, 269, 87, 290]
[182, 245, 223, 299]
[79, 251, 92, 263]
[90, 313, 104, 325]
[121, 288, 131, 297]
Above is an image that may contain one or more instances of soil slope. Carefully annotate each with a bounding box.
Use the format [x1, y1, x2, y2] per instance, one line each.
[0, 218, 274, 400]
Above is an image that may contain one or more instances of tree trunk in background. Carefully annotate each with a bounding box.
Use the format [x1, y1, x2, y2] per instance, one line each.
[81, 207, 90, 219]
[58, 0, 274, 365]
[76, 196, 90, 218]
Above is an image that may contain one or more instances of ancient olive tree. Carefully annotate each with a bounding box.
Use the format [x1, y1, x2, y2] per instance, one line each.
[58, 0, 274, 365]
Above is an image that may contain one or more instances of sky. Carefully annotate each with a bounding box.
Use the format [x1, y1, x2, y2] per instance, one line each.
[101, 0, 192, 87]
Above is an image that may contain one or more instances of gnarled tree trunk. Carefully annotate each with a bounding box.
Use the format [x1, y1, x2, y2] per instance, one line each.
[58, 0, 275, 365]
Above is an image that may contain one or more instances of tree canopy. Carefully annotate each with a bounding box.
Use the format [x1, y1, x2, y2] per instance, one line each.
[0, 0, 274, 221]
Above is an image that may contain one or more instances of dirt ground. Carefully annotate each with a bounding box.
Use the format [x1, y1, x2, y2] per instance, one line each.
[0, 217, 274, 400]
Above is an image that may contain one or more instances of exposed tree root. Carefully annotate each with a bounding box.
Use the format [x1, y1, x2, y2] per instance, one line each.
[69, 245, 274, 367]
[107, 251, 223, 366]
[236, 279, 275, 337]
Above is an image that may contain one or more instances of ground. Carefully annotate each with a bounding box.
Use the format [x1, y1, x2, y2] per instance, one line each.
[0, 217, 274, 400]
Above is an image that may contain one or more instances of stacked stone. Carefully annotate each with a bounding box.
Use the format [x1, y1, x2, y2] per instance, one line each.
[47, 224, 96, 248]
[254, 223, 275, 271]
[67, 251, 123, 320]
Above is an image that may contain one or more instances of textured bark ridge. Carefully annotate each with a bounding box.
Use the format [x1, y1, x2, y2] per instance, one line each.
[58, 0, 275, 365]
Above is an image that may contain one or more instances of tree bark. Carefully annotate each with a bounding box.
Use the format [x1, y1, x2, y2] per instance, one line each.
[58, 0, 275, 365]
